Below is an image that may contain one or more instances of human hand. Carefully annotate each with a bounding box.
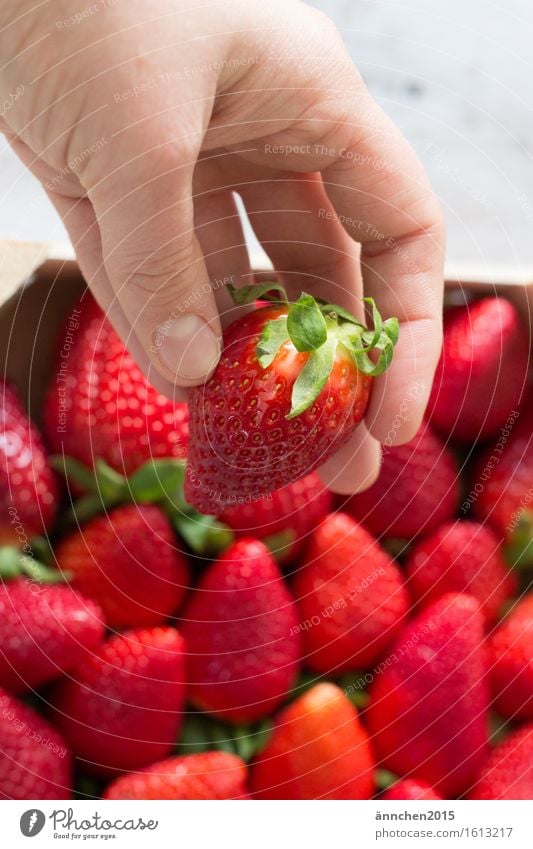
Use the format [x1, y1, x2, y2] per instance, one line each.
[0, 0, 444, 493]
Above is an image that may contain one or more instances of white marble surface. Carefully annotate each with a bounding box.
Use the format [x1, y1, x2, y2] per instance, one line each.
[1, 0, 532, 267]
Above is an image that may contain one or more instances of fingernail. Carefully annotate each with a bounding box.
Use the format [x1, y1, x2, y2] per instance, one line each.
[155, 314, 220, 381]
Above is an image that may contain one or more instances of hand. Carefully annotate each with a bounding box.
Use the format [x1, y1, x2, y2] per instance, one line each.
[0, 0, 444, 493]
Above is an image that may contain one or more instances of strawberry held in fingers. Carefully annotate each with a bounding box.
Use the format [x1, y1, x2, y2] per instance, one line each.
[185, 285, 398, 513]
[182, 538, 301, 723]
[405, 520, 516, 624]
[43, 293, 189, 477]
[0, 687, 71, 799]
[104, 751, 248, 800]
[366, 593, 489, 797]
[292, 512, 409, 674]
[489, 594, 533, 721]
[427, 296, 529, 443]
[0, 578, 104, 693]
[0, 379, 58, 543]
[250, 682, 374, 799]
[218, 471, 333, 563]
[51, 626, 185, 775]
[468, 724, 533, 800]
[55, 503, 190, 628]
[346, 424, 459, 540]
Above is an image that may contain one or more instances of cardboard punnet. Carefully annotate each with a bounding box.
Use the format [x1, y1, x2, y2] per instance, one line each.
[0, 239, 532, 420]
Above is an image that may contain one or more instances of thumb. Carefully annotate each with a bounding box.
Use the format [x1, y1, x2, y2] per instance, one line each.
[89, 134, 222, 388]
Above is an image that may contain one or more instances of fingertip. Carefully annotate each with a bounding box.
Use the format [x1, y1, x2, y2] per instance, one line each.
[152, 313, 222, 388]
[318, 425, 382, 495]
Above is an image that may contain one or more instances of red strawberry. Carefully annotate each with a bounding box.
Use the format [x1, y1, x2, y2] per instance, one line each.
[250, 682, 374, 799]
[51, 626, 185, 775]
[489, 595, 533, 721]
[104, 751, 248, 799]
[0, 687, 71, 799]
[43, 293, 188, 476]
[427, 297, 529, 443]
[346, 425, 459, 539]
[218, 472, 333, 563]
[0, 379, 58, 543]
[185, 286, 397, 513]
[182, 538, 301, 722]
[468, 724, 533, 800]
[55, 504, 189, 628]
[292, 512, 409, 673]
[366, 593, 489, 797]
[405, 521, 516, 624]
[0, 579, 104, 693]
[381, 779, 443, 800]
[472, 405, 533, 538]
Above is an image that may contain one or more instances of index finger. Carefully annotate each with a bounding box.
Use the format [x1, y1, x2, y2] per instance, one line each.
[322, 100, 445, 445]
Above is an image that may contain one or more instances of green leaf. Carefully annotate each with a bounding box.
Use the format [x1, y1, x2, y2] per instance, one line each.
[317, 300, 364, 326]
[287, 335, 337, 418]
[227, 282, 288, 306]
[262, 528, 296, 561]
[173, 512, 234, 557]
[0, 546, 24, 579]
[375, 769, 399, 791]
[256, 316, 289, 368]
[94, 460, 127, 502]
[128, 459, 185, 503]
[51, 455, 98, 492]
[287, 293, 327, 352]
[383, 316, 400, 345]
[176, 714, 216, 755]
[361, 297, 383, 349]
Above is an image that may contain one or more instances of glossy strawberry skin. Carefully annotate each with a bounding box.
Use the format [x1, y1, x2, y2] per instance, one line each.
[366, 593, 489, 797]
[51, 627, 185, 776]
[104, 751, 248, 800]
[346, 425, 459, 539]
[250, 683, 374, 800]
[55, 504, 190, 628]
[405, 521, 517, 624]
[218, 472, 333, 563]
[0, 687, 71, 799]
[468, 724, 533, 800]
[292, 512, 409, 674]
[0, 579, 104, 693]
[185, 306, 371, 513]
[382, 779, 443, 801]
[427, 297, 529, 443]
[182, 538, 301, 723]
[489, 595, 533, 721]
[472, 407, 532, 539]
[43, 294, 188, 476]
[0, 379, 58, 543]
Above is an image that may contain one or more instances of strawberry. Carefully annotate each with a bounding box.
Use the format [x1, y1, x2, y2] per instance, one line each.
[250, 682, 374, 799]
[184, 285, 398, 513]
[0, 579, 104, 693]
[55, 504, 190, 628]
[366, 593, 489, 797]
[43, 293, 189, 476]
[381, 779, 443, 800]
[346, 424, 459, 539]
[489, 595, 533, 721]
[0, 379, 58, 543]
[218, 472, 333, 563]
[104, 751, 248, 799]
[427, 297, 529, 443]
[292, 512, 409, 674]
[472, 406, 533, 565]
[468, 724, 533, 800]
[0, 687, 71, 799]
[182, 538, 301, 723]
[51, 626, 185, 775]
[405, 520, 517, 624]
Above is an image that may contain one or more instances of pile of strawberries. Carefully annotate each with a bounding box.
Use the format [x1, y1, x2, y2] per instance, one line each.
[0, 285, 532, 801]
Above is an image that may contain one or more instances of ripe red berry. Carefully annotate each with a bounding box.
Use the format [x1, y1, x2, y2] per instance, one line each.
[104, 751, 249, 800]
[346, 425, 459, 539]
[381, 779, 443, 801]
[489, 595, 533, 721]
[468, 724, 533, 800]
[427, 297, 529, 443]
[292, 512, 409, 673]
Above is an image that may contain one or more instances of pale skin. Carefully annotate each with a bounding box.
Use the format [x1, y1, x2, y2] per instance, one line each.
[0, 0, 445, 493]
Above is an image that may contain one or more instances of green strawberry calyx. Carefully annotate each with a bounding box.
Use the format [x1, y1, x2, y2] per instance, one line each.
[228, 283, 399, 418]
[0, 544, 68, 583]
